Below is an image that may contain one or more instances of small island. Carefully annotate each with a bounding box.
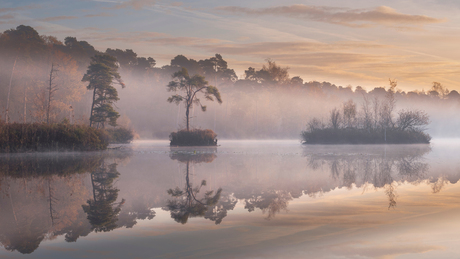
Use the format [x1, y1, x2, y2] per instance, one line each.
[301, 80, 431, 144]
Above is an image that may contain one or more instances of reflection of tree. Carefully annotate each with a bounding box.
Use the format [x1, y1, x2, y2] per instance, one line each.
[0, 152, 134, 255]
[82, 163, 125, 232]
[117, 198, 156, 228]
[205, 194, 237, 224]
[165, 151, 222, 224]
[304, 145, 431, 209]
[243, 190, 292, 220]
[431, 177, 450, 194]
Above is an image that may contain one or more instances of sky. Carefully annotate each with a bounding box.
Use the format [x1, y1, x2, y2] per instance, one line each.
[1, 0, 460, 91]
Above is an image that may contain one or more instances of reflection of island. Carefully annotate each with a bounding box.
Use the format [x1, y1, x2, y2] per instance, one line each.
[164, 150, 225, 224]
[304, 145, 432, 208]
[0, 151, 156, 254]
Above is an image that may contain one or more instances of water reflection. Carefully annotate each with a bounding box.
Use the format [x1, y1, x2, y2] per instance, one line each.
[303, 145, 432, 208]
[0, 152, 131, 254]
[82, 162, 125, 232]
[2, 143, 460, 257]
[243, 190, 292, 219]
[165, 150, 223, 224]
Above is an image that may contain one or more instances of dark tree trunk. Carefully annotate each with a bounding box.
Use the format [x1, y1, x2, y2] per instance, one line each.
[186, 104, 190, 131]
[90, 87, 96, 127]
[6, 56, 18, 124]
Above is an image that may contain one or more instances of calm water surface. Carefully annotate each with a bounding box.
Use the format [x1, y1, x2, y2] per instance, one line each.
[1, 140, 460, 258]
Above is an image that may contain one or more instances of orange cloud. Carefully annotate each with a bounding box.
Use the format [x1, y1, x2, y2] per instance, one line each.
[216, 5, 445, 28]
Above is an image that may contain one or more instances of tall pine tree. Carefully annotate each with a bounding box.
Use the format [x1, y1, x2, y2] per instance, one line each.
[82, 54, 125, 128]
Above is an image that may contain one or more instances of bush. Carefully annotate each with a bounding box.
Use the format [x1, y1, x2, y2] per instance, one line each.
[170, 129, 218, 146]
[0, 123, 109, 153]
[301, 128, 431, 144]
[105, 127, 134, 144]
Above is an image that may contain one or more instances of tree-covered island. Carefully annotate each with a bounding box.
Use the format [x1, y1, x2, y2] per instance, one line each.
[301, 80, 431, 144]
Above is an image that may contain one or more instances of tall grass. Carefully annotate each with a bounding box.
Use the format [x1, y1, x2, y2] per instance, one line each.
[0, 122, 109, 152]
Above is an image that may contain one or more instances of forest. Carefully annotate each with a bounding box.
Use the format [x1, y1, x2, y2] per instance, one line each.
[1, 25, 460, 140]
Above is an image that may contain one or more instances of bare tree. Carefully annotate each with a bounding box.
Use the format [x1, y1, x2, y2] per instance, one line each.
[430, 82, 449, 98]
[361, 94, 373, 131]
[343, 99, 357, 128]
[47, 63, 59, 124]
[5, 56, 18, 123]
[329, 107, 341, 129]
[372, 96, 380, 130]
[381, 79, 397, 129]
[396, 109, 429, 131]
[307, 117, 323, 131]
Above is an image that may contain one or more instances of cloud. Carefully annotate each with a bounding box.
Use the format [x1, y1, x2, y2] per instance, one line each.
[0, 14, 14, 20]
[40, 16, 78, 22]
[109, 0, 157, 10]
[81, 30, 222, 46]
[216, 5, 444, 28]
[0, 4, 38, 14]
[198, 41, 388, 56]
[84, 12, 113, 18]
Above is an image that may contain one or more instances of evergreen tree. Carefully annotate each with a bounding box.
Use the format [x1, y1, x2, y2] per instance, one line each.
[82, 54, 125, 128]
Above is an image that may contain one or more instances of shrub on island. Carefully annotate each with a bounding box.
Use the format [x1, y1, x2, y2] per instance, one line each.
[170, 129, 218, 146]
[106, 127, 135, 144]
[0, 122, 109, 153]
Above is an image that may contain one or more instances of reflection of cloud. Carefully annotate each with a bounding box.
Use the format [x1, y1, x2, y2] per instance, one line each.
[40, 16, 78, 22]
[43, 246, 78, 252]
[216, 5, 444, 28]
[329, 242, 443, 259]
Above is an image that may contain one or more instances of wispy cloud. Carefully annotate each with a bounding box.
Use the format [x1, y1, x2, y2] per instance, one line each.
[84, 12, 113, 18]
[0, 4, 38, 14]
[109, 0, 157, 10]
[81, 29, 222, 46]
[0, 14, 14, 20]
[198, 41, 389, 56]
[40, 16, 79, 22]
[216, 5, 445, 28]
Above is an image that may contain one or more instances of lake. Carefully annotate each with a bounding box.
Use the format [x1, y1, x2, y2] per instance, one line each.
[1, 140, 460, 258]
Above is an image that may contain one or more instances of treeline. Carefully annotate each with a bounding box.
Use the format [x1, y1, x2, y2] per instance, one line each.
[2, 25, 460, 139]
